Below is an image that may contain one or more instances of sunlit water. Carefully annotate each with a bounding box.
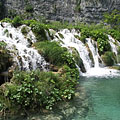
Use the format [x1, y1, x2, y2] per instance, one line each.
[74, 76, 120, 120]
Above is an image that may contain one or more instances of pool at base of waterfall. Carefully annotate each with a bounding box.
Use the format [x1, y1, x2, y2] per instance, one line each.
[3, 76, 120, 120]
[73, 76, 120, 120]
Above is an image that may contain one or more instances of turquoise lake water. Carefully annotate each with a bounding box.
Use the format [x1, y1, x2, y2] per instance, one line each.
[74, 76, 120, 120]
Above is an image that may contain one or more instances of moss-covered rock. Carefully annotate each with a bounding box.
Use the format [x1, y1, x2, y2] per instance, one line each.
[85, 44, 94, 67]
[0, 44, 13, 73]
[101, 51, 116, 66]
[0, 42, 13, 85]
[71, 47, 86, 72]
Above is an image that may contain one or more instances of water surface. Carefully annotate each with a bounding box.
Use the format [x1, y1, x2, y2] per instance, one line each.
[74, 76, 120, 120]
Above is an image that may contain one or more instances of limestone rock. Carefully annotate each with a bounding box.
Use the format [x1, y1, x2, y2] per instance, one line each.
[3, 0, 120, 23]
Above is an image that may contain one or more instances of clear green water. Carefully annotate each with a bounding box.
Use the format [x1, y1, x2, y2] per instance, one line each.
[74, 76, 120, 120]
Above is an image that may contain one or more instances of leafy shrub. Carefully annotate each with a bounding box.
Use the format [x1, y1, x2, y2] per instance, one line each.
[34, 41, 76, 68]
[30, 22, 48, 41]
[90, 30, 108, 41]
[101, 51, 116, 66]
[61, 52, 76, 68]
[80, 28, 91, 38]
[4, 68, 78, 111]
[12, 16, 22, 27]
[1, 18, 12, 23]
[108, 29, 120, 42]
[97, 38, 111, 55]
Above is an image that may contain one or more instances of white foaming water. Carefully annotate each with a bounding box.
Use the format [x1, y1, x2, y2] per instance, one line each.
[108, 35, 118, 55]
[54, 29, 93, 71]
[86, 38, 99, 68]
[0, 22, 48, 71]
[54, 29, 120, 77]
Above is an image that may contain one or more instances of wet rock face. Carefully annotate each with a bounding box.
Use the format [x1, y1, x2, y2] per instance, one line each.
[0, 48, 13, 85]
[4, 0, 120, 23]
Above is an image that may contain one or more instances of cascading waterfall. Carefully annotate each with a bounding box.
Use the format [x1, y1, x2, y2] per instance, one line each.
[0, 22, 120, 76]
[0, 22, 48, 71]
[53, 29, 120, 77]
[54, 29, 93, 71]
[108, 35, 118, 56]
[86, 38, 100, 68]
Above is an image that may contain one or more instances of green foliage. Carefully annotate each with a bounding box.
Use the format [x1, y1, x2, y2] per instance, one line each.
[108, 29, 120, 42]
[30, 22, 48, 41]
[34, 41, 76, 68]
[117, 46, 120, 55]
[34, 41, 65, 65]
[81, 28, 91, 38]
[102, 51, 116, 66]
[0, 41, 7, 49]
[1, 18, 12, 23]
[90, 30, 108, 41]
[25, 4, 34, 13]
[117, 46, 120, 63]
[61, 52, 76, 68]
[75, 0, 81, 12]
[12, 16, 22, 27]
[80, 35, 86, 44]
[104, 9, 120, 30]
[21, 26, 29, 36]
[97, 38, 111, 55]
[3, 68, 78, 111]
[58, 33, 64, 39]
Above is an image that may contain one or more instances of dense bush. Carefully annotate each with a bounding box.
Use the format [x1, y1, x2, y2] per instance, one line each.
[30, 22, 48, 41]
[2, 68, 79, 111]
[12, 16, 22, 27]
[34, 41, 76, 68]
[97, 38, 111, 55]
[90, 30, 108, 41]
[108, 29, 120, 42]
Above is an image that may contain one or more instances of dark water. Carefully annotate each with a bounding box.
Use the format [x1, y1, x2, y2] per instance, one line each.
[74, 76, 120, 120]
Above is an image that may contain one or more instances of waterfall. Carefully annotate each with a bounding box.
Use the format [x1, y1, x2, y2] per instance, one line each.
[0, 22, 48, 71]
[0, 23, 120, 77]
[54, 29, 93, 71]
[108, 35, 118, 55]
[86, 38, 100, 68]
[53, 29, 120, 77]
